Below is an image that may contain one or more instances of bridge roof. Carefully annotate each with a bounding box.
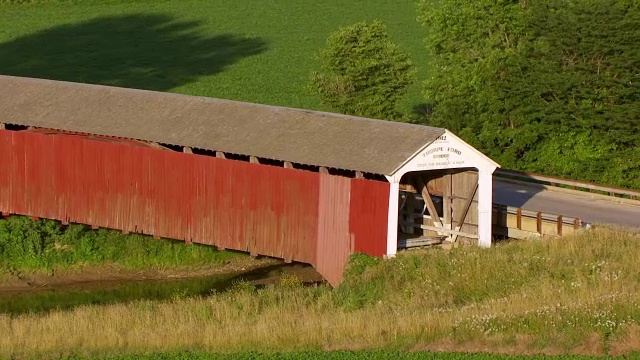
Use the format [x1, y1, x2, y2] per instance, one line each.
[0, 75, 445, 176]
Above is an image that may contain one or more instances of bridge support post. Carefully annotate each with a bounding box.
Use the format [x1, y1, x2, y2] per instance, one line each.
[477, 168, 493, 248]
[385, 181, 400, 258]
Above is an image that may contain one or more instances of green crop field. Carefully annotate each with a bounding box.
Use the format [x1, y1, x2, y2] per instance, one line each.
[0, 0, 428, 114]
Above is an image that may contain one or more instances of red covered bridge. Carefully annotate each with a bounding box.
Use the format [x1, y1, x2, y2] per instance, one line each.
[0, 76, 498, 285]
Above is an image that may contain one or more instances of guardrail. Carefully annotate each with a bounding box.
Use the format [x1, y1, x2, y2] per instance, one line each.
[398, 191, 589, 243]
[494, 169, 640, 201]
[492, 203, 589, 239]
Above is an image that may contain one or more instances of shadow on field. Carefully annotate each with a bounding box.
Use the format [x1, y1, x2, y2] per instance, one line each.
[0, 14, 267, 90]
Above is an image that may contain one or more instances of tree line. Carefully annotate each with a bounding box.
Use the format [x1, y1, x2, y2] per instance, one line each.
[312, 0, 639, 189]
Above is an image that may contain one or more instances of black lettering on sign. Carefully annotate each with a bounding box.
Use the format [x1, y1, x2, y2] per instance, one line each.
[423, 147, 443, 157]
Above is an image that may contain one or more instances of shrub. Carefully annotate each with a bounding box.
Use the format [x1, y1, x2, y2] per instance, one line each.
[311, 20, 416, 120]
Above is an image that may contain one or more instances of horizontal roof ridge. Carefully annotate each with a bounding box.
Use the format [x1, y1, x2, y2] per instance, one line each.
[0, 75, 445, 175]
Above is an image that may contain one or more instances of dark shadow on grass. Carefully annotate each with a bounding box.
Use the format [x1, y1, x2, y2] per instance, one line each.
[0, 14, 267, 91]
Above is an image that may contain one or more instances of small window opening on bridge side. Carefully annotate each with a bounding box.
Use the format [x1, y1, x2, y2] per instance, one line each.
[1, 123, 28, 131]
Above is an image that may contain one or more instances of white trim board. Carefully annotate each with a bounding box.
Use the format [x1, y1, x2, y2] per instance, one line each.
[387, 130, 499, 182]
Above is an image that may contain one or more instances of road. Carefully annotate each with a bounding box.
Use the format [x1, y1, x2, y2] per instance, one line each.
[493, 179, 640, 228]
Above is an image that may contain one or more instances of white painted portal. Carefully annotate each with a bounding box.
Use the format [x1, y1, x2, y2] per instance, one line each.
[385, 130, 499, 257]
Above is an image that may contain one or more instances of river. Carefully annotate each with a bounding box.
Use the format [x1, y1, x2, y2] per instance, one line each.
[0, 263, 322, 315]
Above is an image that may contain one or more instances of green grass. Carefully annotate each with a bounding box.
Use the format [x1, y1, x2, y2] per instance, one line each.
[3, 228, 640, 357]
[56, 350, 615, 360]
[0, 0, 428, 116]
[0, 216, 240, 274]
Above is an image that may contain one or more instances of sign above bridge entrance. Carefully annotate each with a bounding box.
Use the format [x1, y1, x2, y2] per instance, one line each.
[386, 130, 499, 183]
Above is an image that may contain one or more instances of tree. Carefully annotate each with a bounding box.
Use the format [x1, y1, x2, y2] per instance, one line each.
[311, 20, 416, 120]
[418, 0, 640, 188]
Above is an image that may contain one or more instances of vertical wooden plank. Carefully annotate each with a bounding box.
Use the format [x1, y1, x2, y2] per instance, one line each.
[557, 215, 563, 235]
[451, 183, 478, 243]
[516, 208, 522, 229]
[443, 172, 452, 236]
[404, 191, 416, 234]
[349, 178, 389, 257]
[536, 212, 542, 233]
[315, 174, 351, 286]
[450, 169, 480, 243]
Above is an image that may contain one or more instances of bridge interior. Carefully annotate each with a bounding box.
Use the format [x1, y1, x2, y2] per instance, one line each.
[397, 168, 481, 248]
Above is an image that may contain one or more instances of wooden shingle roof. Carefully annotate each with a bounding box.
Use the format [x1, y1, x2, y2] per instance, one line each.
[0, 75, 445, 175]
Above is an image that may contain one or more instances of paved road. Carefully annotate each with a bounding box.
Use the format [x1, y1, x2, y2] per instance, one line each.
[493, 179, 640, 228]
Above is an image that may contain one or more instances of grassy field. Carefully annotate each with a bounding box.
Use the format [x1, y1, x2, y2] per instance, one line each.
[0, 216, 241, 275]
[58, 350, 612, 360]
[0, 0, 428, 115]
[2, 2, 640, 359]
[3, 228, 640, 358]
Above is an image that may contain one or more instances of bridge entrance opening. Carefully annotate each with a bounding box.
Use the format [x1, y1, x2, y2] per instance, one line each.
[396, 168, 481, 249]
[383, 130, 499, 257]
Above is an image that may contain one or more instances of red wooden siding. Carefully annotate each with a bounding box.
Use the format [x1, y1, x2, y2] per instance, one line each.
[315, 175, 353, 286]
[315, 175, 390, 284]
[0, 130, 389, 285]
[349, 178, 390, 257]
[0, 130, 319, 263]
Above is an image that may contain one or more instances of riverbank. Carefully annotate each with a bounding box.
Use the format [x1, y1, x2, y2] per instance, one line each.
[0, 257, 280, 294]
[0, 215, 327, 315]
[0, 216, 244, 275]
[3, 227, 640, 358]
[0, 261, 322, 316]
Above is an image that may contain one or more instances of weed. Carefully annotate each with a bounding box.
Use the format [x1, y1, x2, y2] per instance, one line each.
[277, 273, 303, 288]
